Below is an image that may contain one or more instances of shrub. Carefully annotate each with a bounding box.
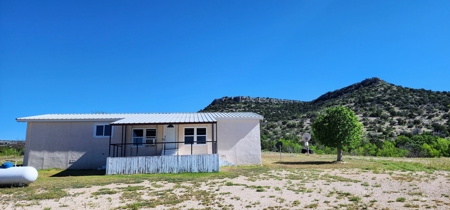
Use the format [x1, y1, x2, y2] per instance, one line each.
[353, 142, 378, 156]
[377, 141, 408, 157]
[396, 197, 406, 202]
[421, 143, 439, 157]
[273, 139, 303, 153]
[421, 138, 450, 157]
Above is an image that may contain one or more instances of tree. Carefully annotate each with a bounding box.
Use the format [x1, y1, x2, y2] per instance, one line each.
[311, 106, 363, 161]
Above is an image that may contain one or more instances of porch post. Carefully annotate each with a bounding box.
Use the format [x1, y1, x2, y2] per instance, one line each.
[108, 124, 112, 156]
[115, 144, 118, 157]
[211, 123, 215, 154]
[121, 126, 124, 157]
[136, 138, 139, 156]
[215, 122, 218, 154]
[124, 125, 127, 157]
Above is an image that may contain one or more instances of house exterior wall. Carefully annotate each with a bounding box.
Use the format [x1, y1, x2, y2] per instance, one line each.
[22, 118, 262, 169]
[23, 121, 120, 170]
[216, 119, 262, 165]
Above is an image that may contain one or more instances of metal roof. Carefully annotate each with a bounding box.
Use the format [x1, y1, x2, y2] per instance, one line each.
[16, 112, 263, 124]
[111, 113, 218, 124]
[16, 114, 128, 122]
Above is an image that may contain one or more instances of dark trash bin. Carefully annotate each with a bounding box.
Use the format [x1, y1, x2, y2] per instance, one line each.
[301, 148, 314, 154]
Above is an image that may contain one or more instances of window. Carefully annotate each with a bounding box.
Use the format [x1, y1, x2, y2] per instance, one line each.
[94, 124, 112, 138]
[184, 128, 207, 145]
[133, 128, 156, 147]
[145, 129, 157, 146]
[197, 128, 206, 144]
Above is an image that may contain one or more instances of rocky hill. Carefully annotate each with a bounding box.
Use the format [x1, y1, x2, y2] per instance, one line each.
[200, 78, 450, 149]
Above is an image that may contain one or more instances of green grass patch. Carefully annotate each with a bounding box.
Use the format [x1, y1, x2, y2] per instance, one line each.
[92, 188, 117, 195]
[349, 196, 361, 202]
[396, 197, 406, 202]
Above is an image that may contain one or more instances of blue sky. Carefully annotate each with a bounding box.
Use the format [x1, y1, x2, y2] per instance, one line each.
[1, 1, 449, 140]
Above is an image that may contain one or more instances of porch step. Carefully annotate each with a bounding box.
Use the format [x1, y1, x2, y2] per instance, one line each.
[163, 149, 178, 156]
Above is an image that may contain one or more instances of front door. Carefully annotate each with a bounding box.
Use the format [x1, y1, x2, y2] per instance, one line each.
[164, 125, 177, 150]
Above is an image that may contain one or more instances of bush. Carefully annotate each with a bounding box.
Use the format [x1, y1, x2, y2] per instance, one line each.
[323, 146, 337, 154]
[421, 143, 439, 157]
[308, 145, 322, 154]
[377, 141, 408, 157]
[421, 138, 450, 157]
[273, 139, 303, 153]
[395, 134, 450, 157]
[434, 138, 450, 157]
[352, 142, 378, 156]
[0, 146, 24, 156]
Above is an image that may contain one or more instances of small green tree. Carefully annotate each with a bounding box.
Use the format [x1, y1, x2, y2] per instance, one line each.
[311, 106, 363, 161]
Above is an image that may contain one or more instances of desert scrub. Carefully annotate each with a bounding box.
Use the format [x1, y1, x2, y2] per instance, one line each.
[225, 182, 233, 186]
[349, 196, 361, 202]
[92, 188, 117, 195]
[304, 203, 318, 208]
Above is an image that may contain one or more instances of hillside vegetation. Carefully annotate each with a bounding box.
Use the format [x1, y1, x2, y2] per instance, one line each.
[0, 141, 25, 164]
[200, 77, 450, 157]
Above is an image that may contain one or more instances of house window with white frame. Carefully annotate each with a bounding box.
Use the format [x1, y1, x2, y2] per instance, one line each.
[184, 128, 206, 145]
[94, 124, 112, 138]
[132, 128, 157, 147]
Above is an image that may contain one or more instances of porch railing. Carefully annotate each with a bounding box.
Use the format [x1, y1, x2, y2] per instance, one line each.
[109, 140, 218, 157]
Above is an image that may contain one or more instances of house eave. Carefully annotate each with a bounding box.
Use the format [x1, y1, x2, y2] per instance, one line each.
[110, 121, 217, 126]
[16, 118, 122, 123]
[16, 112, 263, 124]
[215, 116, 263, 121]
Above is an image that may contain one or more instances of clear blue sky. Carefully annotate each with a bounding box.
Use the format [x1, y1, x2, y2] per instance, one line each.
[1, 1, 449, 140]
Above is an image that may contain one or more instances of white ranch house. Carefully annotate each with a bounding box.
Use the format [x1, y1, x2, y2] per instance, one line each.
[17, 112, 263, 174]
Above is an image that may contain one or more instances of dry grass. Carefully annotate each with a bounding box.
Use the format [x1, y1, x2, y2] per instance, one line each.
[261, 152, 450, 172]
[0, 155, 23, 166]
[1, 152, 450, 209]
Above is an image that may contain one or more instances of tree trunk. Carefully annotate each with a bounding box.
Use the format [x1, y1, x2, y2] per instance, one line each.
[337, 147, 343, 162]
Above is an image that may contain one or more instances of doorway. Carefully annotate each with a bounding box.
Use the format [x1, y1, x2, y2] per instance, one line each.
[164, 124, 177, 150]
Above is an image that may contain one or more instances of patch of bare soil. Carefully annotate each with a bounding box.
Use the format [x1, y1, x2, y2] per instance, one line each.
[1, 169, 450, 210]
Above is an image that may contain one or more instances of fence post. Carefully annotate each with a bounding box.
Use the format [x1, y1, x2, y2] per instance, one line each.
[279, 145, 282, 161]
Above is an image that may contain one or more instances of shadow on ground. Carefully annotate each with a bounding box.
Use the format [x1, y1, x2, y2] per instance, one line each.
[0, 184, 30, 188]
[51, 170, 105, 177]
[274, 161, 336, 165]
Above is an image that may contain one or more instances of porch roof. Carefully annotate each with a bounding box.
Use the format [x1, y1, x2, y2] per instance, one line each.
[17, 112, 263, 124]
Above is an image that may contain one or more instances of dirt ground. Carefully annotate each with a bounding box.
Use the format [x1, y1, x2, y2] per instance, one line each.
[1, 168, 450, 210]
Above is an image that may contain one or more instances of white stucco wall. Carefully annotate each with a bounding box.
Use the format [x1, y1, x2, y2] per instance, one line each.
[216, 119, 262, 165]
[23, 121, 120, 170]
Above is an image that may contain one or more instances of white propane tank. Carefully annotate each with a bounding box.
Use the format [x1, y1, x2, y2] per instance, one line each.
[0, 166, 38, 185]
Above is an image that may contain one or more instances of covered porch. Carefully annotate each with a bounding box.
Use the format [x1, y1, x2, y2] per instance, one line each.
[105, 114, 220, 174]
[108, 123, 218, 158]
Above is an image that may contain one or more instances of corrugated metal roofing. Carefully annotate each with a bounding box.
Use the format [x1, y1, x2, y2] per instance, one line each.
[16, 114, 128, 122]
[16, 112, 263, 124]
[111, 113, 217, 124]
